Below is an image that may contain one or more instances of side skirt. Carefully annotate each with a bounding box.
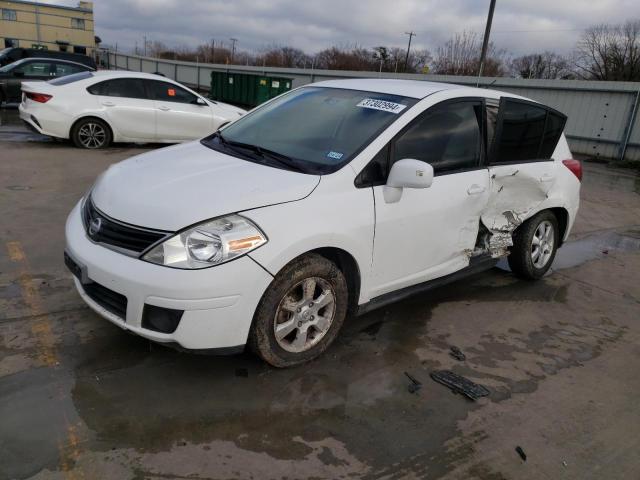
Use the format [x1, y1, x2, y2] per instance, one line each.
[356, 255, 498, 316]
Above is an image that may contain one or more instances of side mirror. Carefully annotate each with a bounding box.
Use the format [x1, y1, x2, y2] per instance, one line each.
[194, 97, 207, 106]
[383, 158, 434, 203]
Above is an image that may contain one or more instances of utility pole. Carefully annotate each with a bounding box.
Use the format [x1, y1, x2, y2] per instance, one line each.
[210, 38, 215, 63]
[143, 35, 147, 56]
[403, 31, 416, 72]
[229, 37, 238, 62]
[478, 0, 497, 79]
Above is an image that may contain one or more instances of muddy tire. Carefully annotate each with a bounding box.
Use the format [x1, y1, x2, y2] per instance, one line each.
[508, 210, 559, 280]
[71, 117, 111, 149]
[248, 253, 348, 368]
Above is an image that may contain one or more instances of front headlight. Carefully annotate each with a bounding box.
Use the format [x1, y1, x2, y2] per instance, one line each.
[142, 214, 267, 269]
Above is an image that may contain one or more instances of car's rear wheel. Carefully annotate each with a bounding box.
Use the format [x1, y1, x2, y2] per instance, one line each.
[71, 118, 111, 149]
[249, 253, 348, 367]
[508, 210, 559, 280]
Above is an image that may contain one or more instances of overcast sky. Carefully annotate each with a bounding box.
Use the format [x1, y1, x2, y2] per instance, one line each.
[47, 0, 640, 56]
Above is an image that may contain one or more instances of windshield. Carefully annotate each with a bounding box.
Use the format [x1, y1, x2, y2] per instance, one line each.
[202, 87, 417, 174]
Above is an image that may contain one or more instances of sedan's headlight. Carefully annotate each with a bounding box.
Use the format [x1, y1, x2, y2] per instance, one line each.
[142, 214, 267, 269]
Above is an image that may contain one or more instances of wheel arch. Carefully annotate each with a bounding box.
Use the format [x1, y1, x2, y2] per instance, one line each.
[69, 115, 115, 141]
[549, 207, 569, 246]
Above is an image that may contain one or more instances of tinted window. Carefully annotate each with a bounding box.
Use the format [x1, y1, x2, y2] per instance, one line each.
[491, 99, 567, 163]
[492, 101, 546, 163]
[53, 62, 86, 76]
[392, 101, 482, 175]
[15, 61, 51, 76]
[539, 111, 566, 158]
[49, 71, 93, 85]
[87, 78, 147, 99]
[148, 80, 197, 103]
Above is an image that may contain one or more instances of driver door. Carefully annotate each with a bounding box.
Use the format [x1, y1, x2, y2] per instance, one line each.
[368, 99, 491, 298]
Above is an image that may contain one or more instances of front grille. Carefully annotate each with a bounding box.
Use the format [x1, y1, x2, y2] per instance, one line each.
[83, 281, 128, 319]
[82, 197, 169, 254]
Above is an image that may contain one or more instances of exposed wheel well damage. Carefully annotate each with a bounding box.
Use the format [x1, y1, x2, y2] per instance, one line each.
[549, 207, 569, 246]
[310, 247, 361, 316]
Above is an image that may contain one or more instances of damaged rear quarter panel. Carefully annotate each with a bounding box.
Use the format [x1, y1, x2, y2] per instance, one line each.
[481, 161, 558, 257]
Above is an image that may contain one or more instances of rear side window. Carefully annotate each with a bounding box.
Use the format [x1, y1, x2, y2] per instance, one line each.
[392, 100, 483, 175]
[87, 78, 148, 99]
[49, 70, 93, 85]
[14, 61, 51, 76]
[148, 80, 197, 103]
[491, 98, 567, 164]
[53, 62, 86, 76]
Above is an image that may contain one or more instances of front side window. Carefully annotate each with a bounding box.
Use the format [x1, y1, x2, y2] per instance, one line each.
[71, 18, 85, 29]
[392, 100, 483, 175]
[14, 61, 52, 76]
[2, 9, 17, 21]
[87, 78, 147, 99]
[203, 87, 418, 174]
[148, 80, 197, 103]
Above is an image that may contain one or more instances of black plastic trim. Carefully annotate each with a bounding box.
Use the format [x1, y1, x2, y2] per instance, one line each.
[356, 255, 498, 316]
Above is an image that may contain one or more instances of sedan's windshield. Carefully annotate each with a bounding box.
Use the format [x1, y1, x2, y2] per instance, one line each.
[202, 87, 417, 174]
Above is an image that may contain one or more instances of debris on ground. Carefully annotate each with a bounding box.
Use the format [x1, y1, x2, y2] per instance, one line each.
[430, 370, 489, 400]
[449, 346, 466, 361]
[404, 371, 422, 394]
[515, 446, 527, 462]
[235, 368, 249, 378]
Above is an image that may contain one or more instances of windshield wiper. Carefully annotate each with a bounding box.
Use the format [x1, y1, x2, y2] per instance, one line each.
[215, 133, 305, 173]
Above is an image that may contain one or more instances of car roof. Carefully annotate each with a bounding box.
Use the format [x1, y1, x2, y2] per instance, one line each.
[311, 78, 464, 99]
[311, 78, 521, 101]
[90, 70, 174, 81]
[14, 57, 93, 69]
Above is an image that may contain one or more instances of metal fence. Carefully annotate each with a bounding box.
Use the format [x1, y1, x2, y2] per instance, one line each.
[107, 52, 640, 162]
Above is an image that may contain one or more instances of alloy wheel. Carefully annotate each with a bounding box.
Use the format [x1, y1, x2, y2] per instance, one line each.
[531, 220, 555, 268]
[78, 122, 107, 148]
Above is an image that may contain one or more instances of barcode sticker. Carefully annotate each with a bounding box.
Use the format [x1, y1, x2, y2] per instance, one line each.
[357, 98, 407, 114]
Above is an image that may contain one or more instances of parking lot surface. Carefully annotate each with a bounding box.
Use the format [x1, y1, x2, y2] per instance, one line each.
[1, 107, 640, 479]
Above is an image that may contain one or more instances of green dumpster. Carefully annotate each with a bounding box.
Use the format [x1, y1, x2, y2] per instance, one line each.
[210, 71, 292, 108]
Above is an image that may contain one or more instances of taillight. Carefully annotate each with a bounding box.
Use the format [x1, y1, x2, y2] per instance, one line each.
[25, 92, 52, 103]
[562, 159, 582, 181]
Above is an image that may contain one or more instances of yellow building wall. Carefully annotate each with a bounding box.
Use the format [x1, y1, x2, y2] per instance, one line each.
[0, 0, 95, 54]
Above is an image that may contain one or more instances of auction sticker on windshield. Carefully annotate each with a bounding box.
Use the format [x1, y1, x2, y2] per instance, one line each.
[357, 98, 407, 114]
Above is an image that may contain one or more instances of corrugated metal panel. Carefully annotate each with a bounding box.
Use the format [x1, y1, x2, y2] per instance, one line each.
[107, 52, 640, 162]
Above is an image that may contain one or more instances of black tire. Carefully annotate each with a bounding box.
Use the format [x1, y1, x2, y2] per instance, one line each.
[508, 210, 559, 280]
[248, 253, 348, 367]
[71, 117, 111, 149]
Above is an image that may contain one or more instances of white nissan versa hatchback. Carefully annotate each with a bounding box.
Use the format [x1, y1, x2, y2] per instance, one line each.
[64, 79, 581, 367]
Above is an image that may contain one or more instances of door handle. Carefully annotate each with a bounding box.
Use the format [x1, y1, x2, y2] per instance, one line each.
[467, 184, 486, 195]
[540, 173, 554, 182]
[101, 101, 115, 107]
[158, 106, 171, 111]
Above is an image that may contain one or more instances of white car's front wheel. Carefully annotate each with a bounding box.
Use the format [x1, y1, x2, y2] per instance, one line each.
[249, 253, 348, 367]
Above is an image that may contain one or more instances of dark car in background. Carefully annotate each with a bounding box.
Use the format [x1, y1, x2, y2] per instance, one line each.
[0, 47, 96, 70]
[0, 58, 95, 105]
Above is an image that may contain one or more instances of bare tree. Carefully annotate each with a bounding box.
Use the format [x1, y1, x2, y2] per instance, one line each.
[510, 51, 572, 79]
[432, 31, 506, 76]
[255, 45, 310, 68]
[575, 20, 640, 80]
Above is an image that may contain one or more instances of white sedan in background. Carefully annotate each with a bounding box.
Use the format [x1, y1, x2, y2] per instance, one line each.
[18, 71, 246, 148]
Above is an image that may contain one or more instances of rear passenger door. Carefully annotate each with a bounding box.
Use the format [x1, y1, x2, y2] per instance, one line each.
[483, 98, 567, 234]
[148, 80, 214, 141]
[87, 78, 156, 140]
[368, 99, 491, 298]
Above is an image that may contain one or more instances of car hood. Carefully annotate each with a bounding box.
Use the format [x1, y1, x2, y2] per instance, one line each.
[91, 141, 320, 231]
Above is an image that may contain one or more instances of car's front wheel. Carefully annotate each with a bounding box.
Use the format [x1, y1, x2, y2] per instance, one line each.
[71, 117, 111, 149]
[249, 253, 348, 367]
[508, 210, 559, 280]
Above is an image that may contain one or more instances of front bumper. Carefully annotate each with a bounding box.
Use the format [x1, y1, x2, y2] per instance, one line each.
[65, 201, 273, 350]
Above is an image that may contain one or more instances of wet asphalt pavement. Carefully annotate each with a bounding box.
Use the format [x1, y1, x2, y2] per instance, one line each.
[1, 106, 640, 479]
